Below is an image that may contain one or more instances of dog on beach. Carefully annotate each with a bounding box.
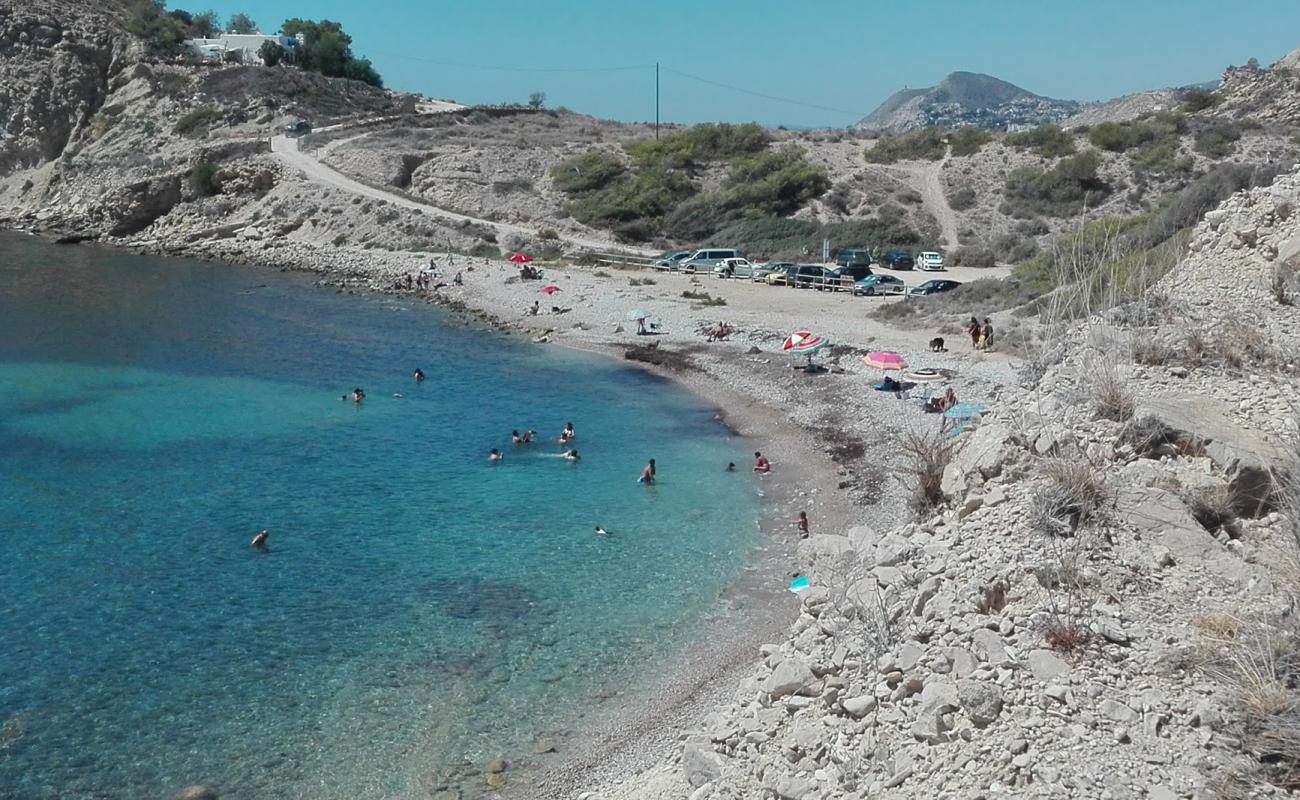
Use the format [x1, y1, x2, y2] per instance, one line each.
[929, 337, 946, 352]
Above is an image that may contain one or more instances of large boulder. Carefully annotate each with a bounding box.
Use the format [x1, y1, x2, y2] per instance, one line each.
[941, 422, 1012, 497]
[764, 658, 816, 699]
[1115, 486, 1264, 587]
[1134, 397, 1286, 517]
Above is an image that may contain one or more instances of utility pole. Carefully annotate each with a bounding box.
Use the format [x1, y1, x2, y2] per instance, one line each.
[655, 62, 660, 139]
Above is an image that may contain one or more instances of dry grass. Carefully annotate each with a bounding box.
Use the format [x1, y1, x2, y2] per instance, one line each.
[1091, 366, 1137, 422]
[1030, 457, 1108, 536]
[1193, 611, 1246, 642]
[1042, 618, 1092, 653]
[897, 427, 954, 512]
[1183, 483, 1241, 537]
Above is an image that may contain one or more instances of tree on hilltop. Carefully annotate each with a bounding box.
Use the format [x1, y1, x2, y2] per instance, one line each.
[228, 12, 257, 34]
[280, 18, 383, 87]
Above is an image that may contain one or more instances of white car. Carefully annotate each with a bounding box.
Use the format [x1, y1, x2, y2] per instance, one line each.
[713, 257, 755, 279]
[918, 251, 946, 271]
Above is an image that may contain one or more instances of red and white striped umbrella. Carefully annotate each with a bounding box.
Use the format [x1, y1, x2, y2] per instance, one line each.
[862, 351, 907, 371]
[782, 330, 828, 355]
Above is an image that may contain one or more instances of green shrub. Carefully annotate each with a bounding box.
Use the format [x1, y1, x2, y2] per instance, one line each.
[173, 105, 221, 136]
[189, 162, 221, 197]
[948, 186, 977, 211]
[1089, 121, 1143, 152]
[720, 146, 830, 216]
[952, 247, 996, 268]
[992, 231, 1040, 263]
[1181, 88, 1220, 113]
[864, 129, 948, 163]
[1137, 162, 1284, 246]
[1194, 121, 1243, 158]
[1005, 125, 1076, 158]
[551, 151, 627, 194]
[625, 123, 769, 170]
[1131, 139, 1193, 177]
[258, 39, 285, 67]
[1089, 112, 1187, 153]
[126, 0, 187, 54]
[1002, 149, 1112, 218]
[949, 127, 993, 157]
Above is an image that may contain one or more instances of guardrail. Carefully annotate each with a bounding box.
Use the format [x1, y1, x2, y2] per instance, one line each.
[591, 251, 657, 269]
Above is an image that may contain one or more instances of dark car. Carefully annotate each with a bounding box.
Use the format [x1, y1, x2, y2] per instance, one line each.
[907, 279, 962, 299]
[789, 264, 827, 288]
[834, 248, 872, 268]
[816, 264, 873, 291]
[285, 120, 312, 136]
[882, 251, 914, 270]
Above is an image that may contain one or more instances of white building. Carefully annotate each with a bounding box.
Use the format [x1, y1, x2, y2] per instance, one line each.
[185, 33, 300, 65]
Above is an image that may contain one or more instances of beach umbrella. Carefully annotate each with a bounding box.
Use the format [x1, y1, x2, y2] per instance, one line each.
[509, 253, 533, 264]
[541, 285, 561, 295]
[862, 351, 907, 371]
[943, 402, 989, 420]
[782, 330, 828, 355]
[626, 308, 650, 321]
[788, 575, 811, 593]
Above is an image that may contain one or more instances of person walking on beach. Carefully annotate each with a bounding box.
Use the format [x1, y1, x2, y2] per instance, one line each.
[966, 316, 981, 350]
[753, 451, 771, 474]
[639, 459, 656, 484]
[981, 318, 994, 351]
[796, 512, 809, 539]
[251, 530, 269, 549]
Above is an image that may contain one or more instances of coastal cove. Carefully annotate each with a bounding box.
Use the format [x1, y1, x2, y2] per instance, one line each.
[0, 233, 786, 799]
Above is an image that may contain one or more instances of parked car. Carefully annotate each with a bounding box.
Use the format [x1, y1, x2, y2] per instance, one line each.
[679, 248, 741, 274]
[653, 250, 692, 271]
[917, 251, 946, 271]
[833, 248, 872, 268]
[713, 257, 755, 278]
[881, 251, 914, 270]
[765, 264, 799, 286]
[852, 274, 906, 296]
[752, 261, 794, 282]
[816, 264, 873, 291]
[285, 120, 312, 136]
[789, 264, 827, 289]
[907, 279, 962, 298]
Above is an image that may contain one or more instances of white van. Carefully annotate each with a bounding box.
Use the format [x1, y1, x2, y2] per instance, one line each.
[679, 248, 740, 274]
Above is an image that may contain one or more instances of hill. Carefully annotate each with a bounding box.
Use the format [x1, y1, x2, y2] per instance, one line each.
[856, 71, 1079, 132]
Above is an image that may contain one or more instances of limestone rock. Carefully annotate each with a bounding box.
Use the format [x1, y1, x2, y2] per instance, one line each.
[959, 680, 1004, 726]
[764, 659, 815, 699]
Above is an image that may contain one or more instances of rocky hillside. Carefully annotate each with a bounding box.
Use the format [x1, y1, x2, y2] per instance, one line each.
[856, 72, 1080, 133]
[1211, 48, 1300, 126]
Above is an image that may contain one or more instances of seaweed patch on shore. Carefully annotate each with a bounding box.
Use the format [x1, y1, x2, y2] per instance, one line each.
[623, 343, 700, 372]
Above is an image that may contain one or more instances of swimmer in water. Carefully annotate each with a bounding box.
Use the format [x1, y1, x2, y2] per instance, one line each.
[638, 458, 656, 484]
[522, 430, 536, 444]
[559, 422, 576, 443]
[594, 526, 608, 536]
[563, 449, 580, 462]
[251, 530, 269, 549]
[413, 368, 425, 382]
[512, 430, 524, 445]
[351, 388, 366, 403]
[726, 462, 736, 472]
[489, 448, 504, 463]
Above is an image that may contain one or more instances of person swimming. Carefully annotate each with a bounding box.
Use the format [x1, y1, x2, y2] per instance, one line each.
[753, 451, 771, 474]
[413, 368, 426, 382]
[562, 449, 580, 462]
[522, 430, 536, 443]
[512, 430, 524, 444]
[594, 526, 608, 536]
[489, 448, 504, 463]
[726, 462, 736, 472]
[559, 422, 576, 443]
[251, 530, 269, 549]
[638, 458, 656, 484]
[351, 388, 366, 403]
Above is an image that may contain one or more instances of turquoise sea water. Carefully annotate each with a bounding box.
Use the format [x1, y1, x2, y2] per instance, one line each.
[0, 235, 762, 799]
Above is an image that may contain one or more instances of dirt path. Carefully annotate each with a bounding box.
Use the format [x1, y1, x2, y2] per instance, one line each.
[874, 159, 960, 250]
[270, 134, 652, 256]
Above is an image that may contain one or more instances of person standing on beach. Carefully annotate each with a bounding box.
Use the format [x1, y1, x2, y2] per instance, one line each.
[981, 318, 994, 350]
[639, 459, 656, 484]
[966, 316, 981, 350]
[753, 451, 771, 474]
[796, 512, 809, 539]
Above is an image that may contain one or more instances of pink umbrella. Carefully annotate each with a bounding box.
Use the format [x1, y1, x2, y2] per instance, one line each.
[862, 351, 907, 371]
[509, 253, 533, 264]
[541, 285, 561, 295]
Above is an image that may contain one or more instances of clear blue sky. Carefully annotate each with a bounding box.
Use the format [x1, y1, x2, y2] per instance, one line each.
[205, 0, 1300, 127]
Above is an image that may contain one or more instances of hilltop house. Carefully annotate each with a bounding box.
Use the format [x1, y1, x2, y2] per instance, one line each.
[185, 32, 301, 65]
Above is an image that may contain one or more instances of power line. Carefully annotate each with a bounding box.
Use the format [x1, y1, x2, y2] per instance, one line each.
[661, 67, 868, 118]
[373, 51, 652, 73]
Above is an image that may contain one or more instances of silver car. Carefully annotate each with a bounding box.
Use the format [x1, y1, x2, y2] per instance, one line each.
[679, 248, 740, 274]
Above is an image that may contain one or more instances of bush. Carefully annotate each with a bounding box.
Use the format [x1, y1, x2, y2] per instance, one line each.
[1089, 112, 1187, 153]
[951, 246, 995, 268]
[947, 186, 977, 211]
[258, 39, 285, 67]
[992, 231, 1039, 263]
[551, 151, 627, 194]
[1030, 457, 1107, 536]
[720, 146, 830, 216]
[1182, 88, 1221, 113]
[949, 127, 992, 157]
[282, 18, 383, 87]
[1194, 121, 1243, 158]
[125, 0, 188, 54]
[1002, 149, 1112, 218]
[864, 129, 947, 164]
[189, 162, 221, 197]
[1005, 125, 1076, 158]
[897, 428, 953, 512]
[173, 105, 221, 136]
[625, 123, 769, 170]
[1131, 139, 1193, 178]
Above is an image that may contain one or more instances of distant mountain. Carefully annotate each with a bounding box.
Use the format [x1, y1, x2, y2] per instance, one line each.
[855, 71, 1079, 132]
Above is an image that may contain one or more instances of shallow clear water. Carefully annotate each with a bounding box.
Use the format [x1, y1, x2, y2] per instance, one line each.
[0, 235, 762, 799]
